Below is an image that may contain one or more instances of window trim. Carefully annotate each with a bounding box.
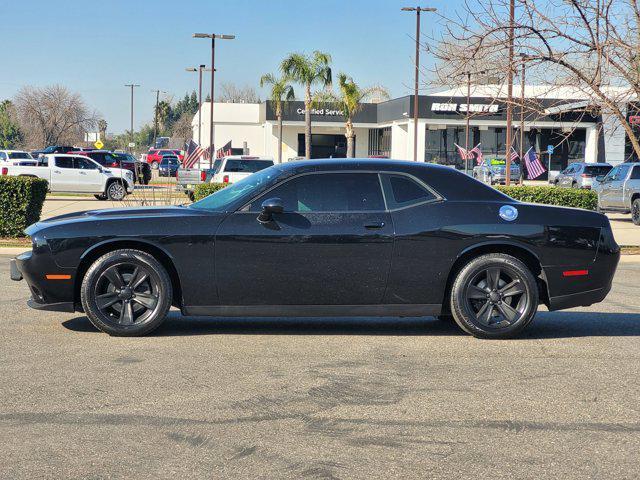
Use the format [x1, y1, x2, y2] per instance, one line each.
[239, 170, 444, 214]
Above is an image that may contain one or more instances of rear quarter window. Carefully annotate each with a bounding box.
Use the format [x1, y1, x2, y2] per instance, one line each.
[584, 165, 612, 176]
[381, 174, 437, 209]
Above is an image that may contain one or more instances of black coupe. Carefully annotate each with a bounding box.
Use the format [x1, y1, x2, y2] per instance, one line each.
[11, 159, 620, 338]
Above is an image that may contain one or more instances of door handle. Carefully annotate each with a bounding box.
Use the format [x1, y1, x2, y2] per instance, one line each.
[364, 221, 385, 229]
[79, 171, 87, 175]
[53, 170, 61, 174]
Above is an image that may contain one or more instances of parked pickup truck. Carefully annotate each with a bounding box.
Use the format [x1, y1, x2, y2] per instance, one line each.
[593, 162, 640, 225]
[176, 156, 275, 197]
[0, 154, 135, 201]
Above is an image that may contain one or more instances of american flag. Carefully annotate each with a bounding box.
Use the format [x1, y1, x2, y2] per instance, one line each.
[508, 147, 519, 163]
[470, 143, 483, 164]
[216, 141, 232, 159]
[523, 147, 546, 179]
[183, 139, 205, 169]
[455, 144, 474, 160]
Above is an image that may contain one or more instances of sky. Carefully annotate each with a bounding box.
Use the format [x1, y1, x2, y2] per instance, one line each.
[1, 0, 458, 134]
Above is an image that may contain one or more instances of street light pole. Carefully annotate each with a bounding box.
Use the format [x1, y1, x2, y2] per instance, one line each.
[124, 84, 140, 152]
[193, 33, 235, 168]
[402, 6, 436, 162]
[186, 65, 213, 145]
[505, 0, 515, 185]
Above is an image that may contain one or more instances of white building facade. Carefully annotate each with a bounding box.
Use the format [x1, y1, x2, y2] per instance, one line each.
[193, 86, 630, 179]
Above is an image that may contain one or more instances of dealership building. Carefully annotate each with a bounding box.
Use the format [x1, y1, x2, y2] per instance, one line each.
[192, 85, 632, 178]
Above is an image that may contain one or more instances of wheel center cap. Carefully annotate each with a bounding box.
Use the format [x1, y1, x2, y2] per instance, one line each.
[489, 291, 501, 303]
[118, 287, 133, 300]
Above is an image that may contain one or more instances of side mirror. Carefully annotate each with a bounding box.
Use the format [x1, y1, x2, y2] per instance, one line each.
[258, 197, 284, 223]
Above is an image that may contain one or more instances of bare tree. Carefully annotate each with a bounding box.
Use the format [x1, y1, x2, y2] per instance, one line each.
[432, 0, 640, 159]
[171, 112, 194, 143]
[217, 82, 261, 103]
[13, 85, 98, 147]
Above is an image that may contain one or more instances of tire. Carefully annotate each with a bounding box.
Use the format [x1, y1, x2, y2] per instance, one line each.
[449, 253, 539, 339]
[94, 194, 107, 201]
[151, 161, 159, 170]
[106, 181, 126, 201]
[632, 198, 640, 226]
[80, 249, 172, 336]
[571, 182, 578, 188]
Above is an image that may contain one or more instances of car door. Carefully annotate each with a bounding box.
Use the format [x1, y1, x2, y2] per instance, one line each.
[214, 171, 394, 306]
[51, 156, 77, 191]
[608, 164, 631, 208]
[74, 157, 104, 192]
[598, 166, 618, 208]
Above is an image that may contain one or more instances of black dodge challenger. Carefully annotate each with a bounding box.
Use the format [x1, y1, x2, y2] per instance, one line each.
[11, 159, 619, 338]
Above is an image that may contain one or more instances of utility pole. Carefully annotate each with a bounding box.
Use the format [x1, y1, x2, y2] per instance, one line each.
[124, 84, 140, 152]
[151, 89, 166, 148]
[504, 0, 515, 185]
[193, 33, 235, 168]
[402, 6, 437, 162]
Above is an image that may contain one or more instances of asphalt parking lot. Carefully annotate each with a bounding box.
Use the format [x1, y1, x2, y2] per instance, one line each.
[1, 256, 639, 479]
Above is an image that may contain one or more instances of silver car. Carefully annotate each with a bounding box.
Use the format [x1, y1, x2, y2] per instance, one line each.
[553, 162, 612, 189]
[593, 162, 640, 225]
[473, 160, 520, 185]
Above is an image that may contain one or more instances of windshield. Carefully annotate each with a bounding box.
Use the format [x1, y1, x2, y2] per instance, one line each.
[190, 166, 282, 212]
[8, 152, 32, 159]
[162, 157, 179, 165]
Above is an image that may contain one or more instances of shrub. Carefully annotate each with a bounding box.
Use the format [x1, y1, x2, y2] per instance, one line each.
[496, 185, 598, 211]
[192, 182, 228, 202]
[0, 176, 48, 236]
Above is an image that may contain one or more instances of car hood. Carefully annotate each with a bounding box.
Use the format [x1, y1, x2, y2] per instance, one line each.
[25, 206, 211, 234]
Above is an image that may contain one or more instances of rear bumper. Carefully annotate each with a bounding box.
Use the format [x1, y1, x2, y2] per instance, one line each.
[548, 285, 611, 311]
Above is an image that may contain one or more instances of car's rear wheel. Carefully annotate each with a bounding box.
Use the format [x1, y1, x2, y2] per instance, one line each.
[94, 194, 107, 201]
[151, 161, 159, 170]
[450, 253, 538, 339]
[632, 198, 640, 226]
[81, 249, 172, 336]
[106, 181, 126, 201]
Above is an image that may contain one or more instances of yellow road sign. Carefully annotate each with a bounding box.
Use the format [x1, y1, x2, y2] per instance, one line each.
[94, 140, 104, 149]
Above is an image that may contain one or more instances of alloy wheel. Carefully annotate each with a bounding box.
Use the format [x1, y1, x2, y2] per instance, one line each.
[94, 263, 160, 326]
[633, 200, 640, 225]
[464, 266, 530, 328]
[108, 182, 125, 200]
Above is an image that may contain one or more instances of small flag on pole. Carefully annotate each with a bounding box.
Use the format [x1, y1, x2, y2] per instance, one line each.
[508, 146, 519, 163]
[454, 143, 474, 161]
[523, 147, 546, 179]
[216, 141, 232, 159]
[183, 139, 205, 169]
[470, 143, 483, 165]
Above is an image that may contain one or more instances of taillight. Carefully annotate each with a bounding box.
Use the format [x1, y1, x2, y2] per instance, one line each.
[1, 167, 7, 175]
[223, 175, 229, 183]
[200, 170, 206, 182]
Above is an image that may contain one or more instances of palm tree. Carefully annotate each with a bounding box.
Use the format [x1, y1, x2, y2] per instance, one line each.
[281, 51, 332, 159]
[323, 73, 390, 158]
[155, 100, 172, 133]
[260, 73, 295, 164]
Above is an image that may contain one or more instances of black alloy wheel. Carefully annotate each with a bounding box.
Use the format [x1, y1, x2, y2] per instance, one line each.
[632, 198, 640, 226]
[450, 253, 538, 338]
[81, 250, 172, 336]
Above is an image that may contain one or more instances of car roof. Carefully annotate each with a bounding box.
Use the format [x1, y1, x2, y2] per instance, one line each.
[574, 162, 611, 166]
[276, 158, 455, 173]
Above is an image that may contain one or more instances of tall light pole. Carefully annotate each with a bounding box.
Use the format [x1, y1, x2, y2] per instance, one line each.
[193, 33, 235, 168]
[518, 53, 532, 184]
[186, 65, 213, 145]
[402, 6, 436, 162]
[151, 89, 167, 147]
[124, 84, 140, 152]
[463, 69, 486, 175]
[505, 0, 515, 185]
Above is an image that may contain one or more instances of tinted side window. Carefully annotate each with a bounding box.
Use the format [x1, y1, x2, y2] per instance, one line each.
[225, 160, 274, 173]
[381, 174, 436, 209]
[250, 173, 384, 212]
[0, 152, 6, 161]
[55, 156, 74, 169]
[631, 166, 640, 180]
[616, 165, 631, 180]
[76, 157, 98, 170]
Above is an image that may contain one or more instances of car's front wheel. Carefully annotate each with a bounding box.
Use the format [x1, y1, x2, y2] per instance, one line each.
[81, 249, 172, 336]
[106, 181, 126, 201]
[632, 198, 640, 226]
[450, 253, 538, 339]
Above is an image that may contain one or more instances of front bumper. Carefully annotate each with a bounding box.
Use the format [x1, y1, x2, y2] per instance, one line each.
[10, 249, 78, 313]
